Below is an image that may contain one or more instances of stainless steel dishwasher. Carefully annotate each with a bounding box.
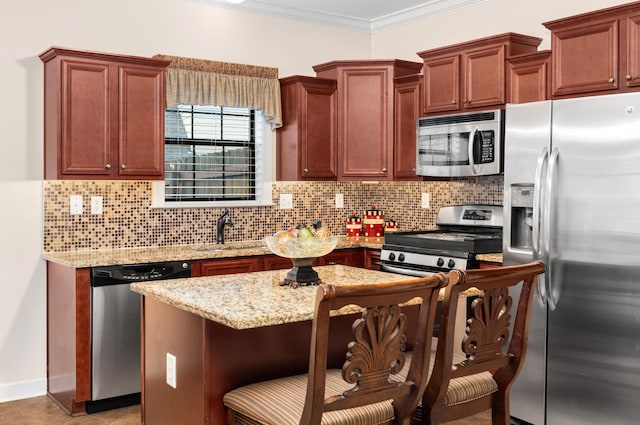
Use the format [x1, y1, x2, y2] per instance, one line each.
[87, 260, 191, 413]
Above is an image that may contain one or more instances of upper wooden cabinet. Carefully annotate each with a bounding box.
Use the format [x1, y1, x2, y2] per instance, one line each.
[393, 74, 423, 180]
[276, 75, 337, 181]
[313, 60, 423, 181]
[507, 50, 552, 104]
[544, 2, 640, 97]
[40, 47, 170, 180]
[417, 33, 542, 114]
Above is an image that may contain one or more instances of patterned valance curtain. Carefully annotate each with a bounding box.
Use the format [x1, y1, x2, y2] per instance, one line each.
[153, 54, 282, 129]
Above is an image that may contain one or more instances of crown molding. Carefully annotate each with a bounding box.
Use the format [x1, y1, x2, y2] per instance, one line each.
[191, 0, 487, 33]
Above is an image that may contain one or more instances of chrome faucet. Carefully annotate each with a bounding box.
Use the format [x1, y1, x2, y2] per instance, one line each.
[216, 209, 233, 244]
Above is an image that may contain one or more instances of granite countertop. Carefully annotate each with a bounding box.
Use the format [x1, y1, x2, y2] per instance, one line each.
[42, 236, 385, 268]
[130, 265, 462, 330]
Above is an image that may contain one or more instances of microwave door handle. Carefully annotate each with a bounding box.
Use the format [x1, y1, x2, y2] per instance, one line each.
[532, 146, 549, 307]
[468, 128, 480, 173]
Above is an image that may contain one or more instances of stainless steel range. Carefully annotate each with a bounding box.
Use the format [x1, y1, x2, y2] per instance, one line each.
[381, 205, 502, 277]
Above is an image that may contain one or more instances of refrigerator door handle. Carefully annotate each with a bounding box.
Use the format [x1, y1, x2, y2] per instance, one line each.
[545, 147, 560, 310]
[468, 128, 479, 174]
[533, 146, 549, 307]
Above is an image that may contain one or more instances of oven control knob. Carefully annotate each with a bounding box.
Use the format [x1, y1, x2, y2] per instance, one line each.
[388, 252, 396, 261]
[448, 259, 456, 268]
[398, 253, 405, 262]
[437, 258, 444, 267]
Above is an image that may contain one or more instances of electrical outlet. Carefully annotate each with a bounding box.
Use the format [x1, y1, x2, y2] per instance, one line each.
[166, 353, 177, 388]
[279, 193, 293, 209]
[421, 192, 430, 209]
[90, 196, 103, 215]
[69, 195, 83, 215]
[335, 193, 344, 208]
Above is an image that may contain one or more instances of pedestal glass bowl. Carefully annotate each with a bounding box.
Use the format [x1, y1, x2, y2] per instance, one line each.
[265, 235, 340, 288]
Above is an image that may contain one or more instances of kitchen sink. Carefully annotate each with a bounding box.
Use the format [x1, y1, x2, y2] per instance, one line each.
[192, 241, 266, 252]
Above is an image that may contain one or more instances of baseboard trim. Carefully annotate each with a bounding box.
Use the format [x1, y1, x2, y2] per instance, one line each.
[0, 378, 47, 403]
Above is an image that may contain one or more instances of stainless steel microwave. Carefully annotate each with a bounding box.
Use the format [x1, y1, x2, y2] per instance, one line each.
[416, 109, 504, 177]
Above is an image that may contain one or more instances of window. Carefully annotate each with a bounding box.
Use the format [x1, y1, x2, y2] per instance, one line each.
[154, 105, 273, 208]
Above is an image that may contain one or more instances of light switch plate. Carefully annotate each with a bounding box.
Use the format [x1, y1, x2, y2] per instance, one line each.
[280, 193, 293, 209]
[421, 192, 430, 209]
[335, 193, 344, 208]
[70, 195, 83, 215]
[90, 196, 103, 215]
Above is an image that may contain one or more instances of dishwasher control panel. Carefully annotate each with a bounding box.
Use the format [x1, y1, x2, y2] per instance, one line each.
[91, 261, 191, 286]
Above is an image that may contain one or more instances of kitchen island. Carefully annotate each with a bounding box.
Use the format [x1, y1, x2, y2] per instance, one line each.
[131, 265, 429, 425]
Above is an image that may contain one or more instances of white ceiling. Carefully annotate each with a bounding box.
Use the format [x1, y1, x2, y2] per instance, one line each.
[195, 0, 486, 32]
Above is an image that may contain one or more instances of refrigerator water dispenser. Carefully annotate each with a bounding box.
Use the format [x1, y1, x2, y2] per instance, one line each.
[510, 184, 534, 250]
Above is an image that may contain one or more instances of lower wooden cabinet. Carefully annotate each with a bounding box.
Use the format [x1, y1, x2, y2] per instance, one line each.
[193, 257, 263, 277]
[364, 248, 382, 270]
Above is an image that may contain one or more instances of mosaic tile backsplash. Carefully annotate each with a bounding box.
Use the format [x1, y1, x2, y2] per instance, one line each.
[43, 177, 503, 252]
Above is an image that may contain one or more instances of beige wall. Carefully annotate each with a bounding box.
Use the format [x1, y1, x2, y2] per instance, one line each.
[0, 0, 630, 401]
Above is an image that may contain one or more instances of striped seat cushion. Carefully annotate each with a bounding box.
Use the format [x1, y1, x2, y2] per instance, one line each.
[400, 338, 498, 407]
[223, 370, 395, 425]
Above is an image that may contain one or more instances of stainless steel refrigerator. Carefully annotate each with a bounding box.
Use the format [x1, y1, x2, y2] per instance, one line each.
[503, 92, 640, 425]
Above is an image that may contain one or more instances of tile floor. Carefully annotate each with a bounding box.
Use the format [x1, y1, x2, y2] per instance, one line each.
[0, 395, 492, 424]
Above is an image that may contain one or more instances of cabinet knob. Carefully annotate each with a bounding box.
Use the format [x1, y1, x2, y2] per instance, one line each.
[105, 164, 111, 170]
[451, 100, 456, 104]
[464, 98, 469, 104]
[303, 168, 309, 173]
[626, 74, 633, 81]
[608, 77, 615, 83]
[382, 168, 388, 173]
[121, 164, 126, 170]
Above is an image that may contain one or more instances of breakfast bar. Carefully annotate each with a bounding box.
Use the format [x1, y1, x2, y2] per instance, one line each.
[131, 265, 439, 425]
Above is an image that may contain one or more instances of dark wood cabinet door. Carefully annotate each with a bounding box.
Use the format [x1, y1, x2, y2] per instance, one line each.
[199, 257, 262, 276]
[118, 64, 165, 178]
[393, 75, 423, 180]
[423, 54, 460, 114]
[463, 44, 506, 109]
[622, 13, 640, 88]
[364, 249, 381, 270]
[339, 67, 392, 180]
[277, 76, 337, 181]
[59, 58, 112, 177]
[507, 51, 551, 103]
[548, 17, 619, 96]
[262, 254, 293, 270]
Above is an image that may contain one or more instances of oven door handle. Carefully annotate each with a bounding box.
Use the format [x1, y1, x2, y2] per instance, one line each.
[380, 264, 437, 277]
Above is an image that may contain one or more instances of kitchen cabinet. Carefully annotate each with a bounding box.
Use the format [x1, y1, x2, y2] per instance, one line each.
[543, 2, 640, 97]
[315, 248, 364, 267]
[313, 59, 423, 180]
[507, 50, 552, 103]
[46, 263, 92, 415]
[276, 75, 337, 181]
[417, 33, 542, 114]
[194, 257, 262, 277]
[363, 248, 381, 270]
[393, 74, 423, 180]
[39, 47, 170, 180]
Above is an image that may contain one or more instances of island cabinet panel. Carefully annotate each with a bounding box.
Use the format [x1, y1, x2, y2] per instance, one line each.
[276, 76, 337, 181]
[507, 50, 552, 103]
[544, 2, 640, 97]
[142, 298, 206, 425]
[140, 294, 421, 425]
[313, 60, 423, 181]
[39, 47, 170, 180]
[418, 33, 542, 115]
[46, 263, 91, 415]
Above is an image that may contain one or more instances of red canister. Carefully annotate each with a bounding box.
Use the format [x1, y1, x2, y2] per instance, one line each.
[345, 213, 362, 237]
[363, 205, 384, 237]
[384, 217, 398, 233]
